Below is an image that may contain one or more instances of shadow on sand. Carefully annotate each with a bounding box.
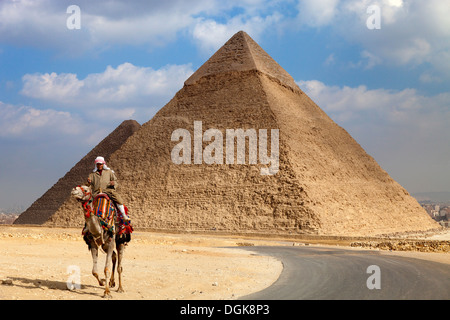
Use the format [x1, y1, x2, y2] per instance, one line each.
[5, 276, 104, 298]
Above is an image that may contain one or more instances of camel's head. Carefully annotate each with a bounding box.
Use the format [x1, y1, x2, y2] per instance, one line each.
[71, 185, 92, 202]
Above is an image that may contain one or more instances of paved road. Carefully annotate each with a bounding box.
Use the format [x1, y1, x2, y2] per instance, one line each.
[240, 246, 450, 300]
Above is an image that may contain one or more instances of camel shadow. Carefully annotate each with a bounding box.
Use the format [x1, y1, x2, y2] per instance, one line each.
[6, 276, 104, 298]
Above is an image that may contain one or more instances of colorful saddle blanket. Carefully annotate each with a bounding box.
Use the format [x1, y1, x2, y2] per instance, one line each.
[93, 195, 116, 233]
[82, 193, 133, 238]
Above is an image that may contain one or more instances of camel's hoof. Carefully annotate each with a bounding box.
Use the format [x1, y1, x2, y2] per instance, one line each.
[109, 280, 116, 288]
[117, 287, 124, 293]
[103, 291, 113, 299]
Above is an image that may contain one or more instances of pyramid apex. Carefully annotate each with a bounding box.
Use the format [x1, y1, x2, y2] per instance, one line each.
[118, 119, 141, 128]
[185, 31, 299, 90]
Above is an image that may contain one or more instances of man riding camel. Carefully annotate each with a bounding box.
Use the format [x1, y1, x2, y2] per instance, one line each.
[87, 156, 131, 221]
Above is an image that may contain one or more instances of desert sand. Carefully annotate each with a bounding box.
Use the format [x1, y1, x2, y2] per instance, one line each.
[0, 225, 282, 300]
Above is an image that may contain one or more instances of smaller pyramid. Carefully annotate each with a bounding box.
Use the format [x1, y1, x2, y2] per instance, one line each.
[14, 120, 141, 225]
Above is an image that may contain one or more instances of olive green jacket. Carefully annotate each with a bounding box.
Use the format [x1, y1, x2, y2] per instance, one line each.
[87, 169, 118, 196]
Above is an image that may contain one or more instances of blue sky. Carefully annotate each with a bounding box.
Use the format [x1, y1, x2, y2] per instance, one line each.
[1, 0, 449, 211]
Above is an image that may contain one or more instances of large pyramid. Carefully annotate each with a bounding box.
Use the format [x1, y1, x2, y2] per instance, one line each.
[44, 31, 438, 236]
[15, 120, 140, 225]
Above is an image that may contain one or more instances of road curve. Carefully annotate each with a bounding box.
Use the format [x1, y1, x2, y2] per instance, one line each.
[240, 246, 450, 300]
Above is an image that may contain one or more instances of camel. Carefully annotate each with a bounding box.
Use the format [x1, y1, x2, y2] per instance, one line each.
[71, 185, 130, 298]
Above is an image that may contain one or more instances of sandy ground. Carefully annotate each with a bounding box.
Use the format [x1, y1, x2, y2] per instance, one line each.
[0, 226, 448, 300]
[0, 226, 283, 300]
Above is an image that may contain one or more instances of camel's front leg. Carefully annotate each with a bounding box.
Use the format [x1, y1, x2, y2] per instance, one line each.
[103, 240, 115, 299]
[117, 243, 125, 293]
[91, 246, 104, 286]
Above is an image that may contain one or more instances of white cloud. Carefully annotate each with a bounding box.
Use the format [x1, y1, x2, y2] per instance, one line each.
[0, 0, 90, 54]
[297, 79, 450, 192]
[381, 38, 431, 65]
[350, 50, 383, 69]
[192, 19, 235, 53]
[0, 102, 83, 138]
[0, 0, 214, 54]
[191, 12, 282, 53]
[20, 62, 194, 122]
[85, 7, 194, 47]
[298, 79, 449, 125]
[297, 0, 340, 27]
[334, 0, 450, 77]
[296, 0, 450, 77]
[21, 72, 84, 101]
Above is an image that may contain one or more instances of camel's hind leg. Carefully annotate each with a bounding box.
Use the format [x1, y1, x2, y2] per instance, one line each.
[116, 243, 125, 293]
[109, 250, 117, 288]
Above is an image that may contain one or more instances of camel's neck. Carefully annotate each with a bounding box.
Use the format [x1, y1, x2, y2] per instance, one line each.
[81, 196, 94, 218]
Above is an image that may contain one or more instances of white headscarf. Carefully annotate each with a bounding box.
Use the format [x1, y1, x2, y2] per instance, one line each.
[93, 156, 111, 172]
